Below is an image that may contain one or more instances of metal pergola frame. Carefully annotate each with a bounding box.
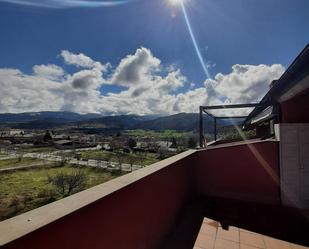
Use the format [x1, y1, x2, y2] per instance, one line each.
[199, 103, 262, 147]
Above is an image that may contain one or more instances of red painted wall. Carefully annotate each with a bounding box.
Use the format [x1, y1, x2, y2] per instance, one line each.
[193, 142, 280, 204]
[281, 88, 309, 123]
[3, 155, 194, 249]
[2, 142, 282, 249]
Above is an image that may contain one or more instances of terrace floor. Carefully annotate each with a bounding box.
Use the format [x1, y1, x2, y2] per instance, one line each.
[194, 217, 309, 249]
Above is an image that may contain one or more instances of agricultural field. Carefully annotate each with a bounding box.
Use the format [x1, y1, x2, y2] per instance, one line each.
[0, 158, 44, 169]
[23, 147, 57, 153]
[0, 165, 123, 221]
[80, 150, 159, 166]
[125, 129, 192, 139]
[125, 129, 198, 151]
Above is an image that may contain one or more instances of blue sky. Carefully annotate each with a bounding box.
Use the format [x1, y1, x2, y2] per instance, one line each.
[0, 0, 308, 114]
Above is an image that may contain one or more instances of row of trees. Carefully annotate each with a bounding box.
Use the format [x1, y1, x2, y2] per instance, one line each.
[110, 135, 198, 152]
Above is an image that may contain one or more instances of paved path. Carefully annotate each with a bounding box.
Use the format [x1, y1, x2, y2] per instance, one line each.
[0, 162, 55, 173]
[0, 155, 18, 160]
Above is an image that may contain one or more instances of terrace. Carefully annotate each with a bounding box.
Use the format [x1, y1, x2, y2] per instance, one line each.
[0, 139, 308, 249]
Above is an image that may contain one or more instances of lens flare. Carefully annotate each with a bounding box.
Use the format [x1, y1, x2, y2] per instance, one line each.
[180, 1, 211, 79]
[169, 0, 183, 5]
[0, 0, 132, 8]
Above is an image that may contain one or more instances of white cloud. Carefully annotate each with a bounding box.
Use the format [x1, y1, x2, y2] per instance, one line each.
[0, 48, 285, 116]
[200, 64, 285, 116]
[0, 51, 106, 114]
[109, 47, 161, 86]
[33, 64, 65, 80]
[55, 68, 105, 113]
[0, 68, 62, 113]
[204, 64, 285, 104]
[61, 50, 109, 71]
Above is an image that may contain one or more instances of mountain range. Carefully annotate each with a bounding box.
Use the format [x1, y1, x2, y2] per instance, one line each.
[0, 112, 102, 124]
[0, 111, 233, 132]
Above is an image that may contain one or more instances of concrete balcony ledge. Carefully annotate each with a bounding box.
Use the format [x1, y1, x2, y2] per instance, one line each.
[0, 150, 197, 248]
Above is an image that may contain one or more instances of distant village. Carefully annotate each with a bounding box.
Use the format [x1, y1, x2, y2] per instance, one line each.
[0, 128, 192, 159]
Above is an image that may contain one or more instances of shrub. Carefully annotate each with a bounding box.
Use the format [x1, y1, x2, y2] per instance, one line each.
[48, 169, 87, 197]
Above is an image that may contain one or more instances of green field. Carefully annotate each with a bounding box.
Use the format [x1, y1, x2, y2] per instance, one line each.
[23, 147, 56, 153]
[0, 158, 43, 169]
[126, 129, 192, 139]
[80, 150, 159, 166]
[0, 165, 123, 221]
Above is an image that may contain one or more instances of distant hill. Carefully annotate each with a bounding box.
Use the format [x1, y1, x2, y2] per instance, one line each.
[80, 113, 241, 132]
[0, 111, 102, 123]
[0, 112, 159, 130]
[133, 113, 214, 133]
[0, 112, 102, 129]
[76, 115, 158, 129]
[0, 111, 238, 132]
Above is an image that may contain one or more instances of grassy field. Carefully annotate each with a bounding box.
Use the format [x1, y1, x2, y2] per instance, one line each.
[0, 158, 44, 169]
[80, 150, 159, 166]
[23, 147, 56, 153]
[0, 165, 123, 221]
[126, 129, 192, 139]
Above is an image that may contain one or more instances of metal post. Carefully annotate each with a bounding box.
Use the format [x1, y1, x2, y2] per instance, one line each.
[199, 106, 204, 148]
[214, 118, 217, 141]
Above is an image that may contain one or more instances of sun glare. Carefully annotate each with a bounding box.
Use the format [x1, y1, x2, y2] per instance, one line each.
[168, 0, 183, 6]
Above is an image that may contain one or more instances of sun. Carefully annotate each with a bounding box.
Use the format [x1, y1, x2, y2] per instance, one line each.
[168, 0, 183, 6]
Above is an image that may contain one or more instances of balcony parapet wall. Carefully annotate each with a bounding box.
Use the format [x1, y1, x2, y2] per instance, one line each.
[0, 140, 281, 249]
[194, 140, 280, 204]
[0, 150, 196, 249]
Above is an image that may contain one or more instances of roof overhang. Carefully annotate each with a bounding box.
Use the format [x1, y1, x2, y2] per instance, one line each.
[243, 43, 309, 129]
[250, 106, 274, 125]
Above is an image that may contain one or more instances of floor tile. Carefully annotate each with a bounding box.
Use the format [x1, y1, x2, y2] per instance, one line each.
[194, 233, 216, 249]
[263, 236, 291, 249]
[195, 217, 309, 249]
[290, 243, 309, 249]
[239, 228, 256, 234]
[203, 218, 217, 224]
[240, 231, 266, 248]
[208, 220, 220, 229]
[202, 218, 209, 223]
[199, 223, 217, 238]
[214, 238, 240, 249]
[230, 226, 240, 231]
[240, 245, 263, 249]
[217, 227, 239, 243]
